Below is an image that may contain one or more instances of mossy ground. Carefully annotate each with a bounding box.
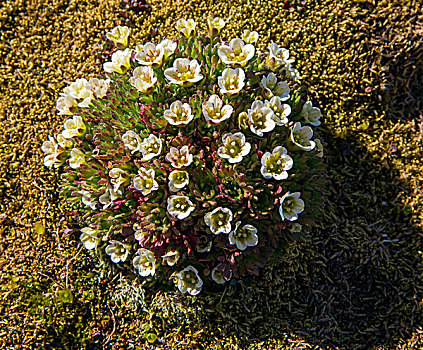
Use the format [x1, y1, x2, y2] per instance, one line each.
[1, 0, 422, 349]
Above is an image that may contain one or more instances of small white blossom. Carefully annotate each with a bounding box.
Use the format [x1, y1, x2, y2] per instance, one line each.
[105, 240, 129, 263]
[62, 78, 93, 108]
[109, 168, 129, 192]
[106, 25, 130, 48]
[241, 29, 259, 44]
[175, 18, 196, 38]
[268, 43, 294, 64]
[56, 134, 73, 148]
[133, 167, 158, 195]
[211, 265, 231, 284]
[218, 38, 255, 67]
[159, 39, 177, 59]
[134, 42, 165, 67]
[69, 148, 85, 169]
[229, 221, 258, 250]
[300, 101, 321, 126]
[204, 207, 233, 235]
[165, 146, 193, 169]
[168, 170, 189, 192]
[196, 240, 212, 253]
[265, 96, 291, 126]
[261, 73, 290, 100]
[290, 122, 316, 151]
[286, 62, 301, 80]
[41, 136, 65, 168]
[207, 17, 227, 33]
[279, 191, 305, 221]
[122, 130, 142, 154]
[164, 58, 203, 86]
[99, 184, 123, 209]
[129, 66, 157, 94]
[56, 94, 78, 115]
[173, 265, 203, 296]
[217, 132, 251, 163]
[78, 190, 97, 210]
[62, 115, 87, 139]
[315, 139, 324, 157]
[133, 248, 156, 276]
[103, 48, 132, 74]
[167, 195, 196, 220]
[133, 222, 145, 241]
[163, 100, 194, 126]
[247, 100, 276, 137]
[88, 78, 110, 99]
[80, 227, 100, 250]
[202, 94, 233, 124]
[162, 250, 180, 266]
[260, 146, 293, 180]
[139, 134, 162, 160]
[218, 67, 245, 95]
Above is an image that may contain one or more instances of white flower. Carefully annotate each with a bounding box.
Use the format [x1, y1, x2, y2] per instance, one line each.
[260, 146, 293, 180]
[165, 146, 193, 169]
[89, 78, 110, 99]
[159, 39, 177, 59]
[247, 100, 276, 137]
[168, 170, 189, 192]
[268, 43, 293, 64]
[175, 18, 196, 38]
[218, 67, 245, 95]
[315, 139, 324, 157]
[265, 96, 291, 126]
[78, 190, 97, 210]
[69, 148, 85, 169]
[109, 168, 129, 192]
[122, 130, 142, 154]
[41, 136, 65, 168]
[217, 132, 251, 164]
[133, 248, 156, 276]
[80, 227, 100, 250]
[163, 100, 194, 126]
[207, 17, 227, 33]
[290, 122, 316, 151]
[62, 78, 93, 108]
[162, 250, 180, 266]
[99, 185, 122, 209]
[261, 73, 290, 100]
[279, 191, 305, 221]
[56, 94, 78, 115]
[228, 221, 258, 250]
[211, 265, 231, 284]
[133, 222, 145, 241]
[286, 62, 301, 80]
[241, 29, 259, 44]
[164, 58, 203, 86]
[167, 195, 196, 220]
[62, 115, 86, 139]
[103, 48, 132, 74]
[139, 134, 162, 161]
[106, 25, 130, 48]
[173, 265, 203, 296]
[129, 66, 157, 94]
[202, 94, 233, 124]
[300, 101, 321, 126]
[105, 240, 129, 263]
[204, 207, 233, 235]
[134, 42, 165, 67]
[56, 134, 73, 148]
[196, 240, 212, 253]
[133, 167, 158, 196]
[218, 38, 255, 67]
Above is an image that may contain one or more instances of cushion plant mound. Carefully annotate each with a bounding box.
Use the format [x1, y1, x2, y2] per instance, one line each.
[41, 18, 324, 296]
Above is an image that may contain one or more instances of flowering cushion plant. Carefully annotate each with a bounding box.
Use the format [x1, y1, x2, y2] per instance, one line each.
[42, 18, 324, 296]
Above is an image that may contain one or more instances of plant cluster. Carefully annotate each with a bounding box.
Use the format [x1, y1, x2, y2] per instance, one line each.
[42, 18, 324, 295]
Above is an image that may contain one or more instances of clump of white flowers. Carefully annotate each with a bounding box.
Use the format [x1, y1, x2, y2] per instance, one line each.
[42, 19, 324, 296]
